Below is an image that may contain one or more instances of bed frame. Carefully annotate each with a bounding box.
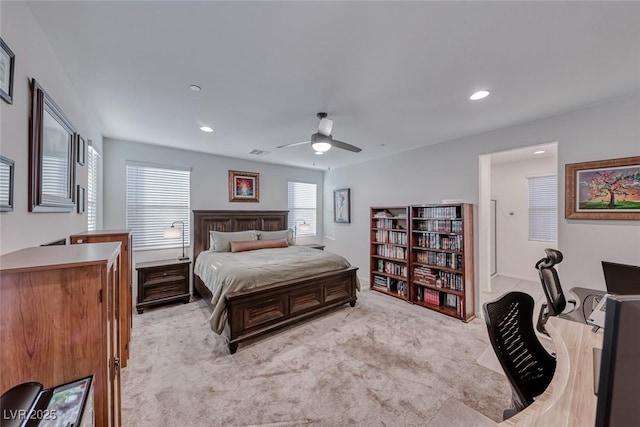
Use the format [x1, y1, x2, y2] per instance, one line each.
[192, 210, 358, 354]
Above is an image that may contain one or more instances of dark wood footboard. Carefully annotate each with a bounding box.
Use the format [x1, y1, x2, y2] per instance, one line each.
[225, 267, 358, 353]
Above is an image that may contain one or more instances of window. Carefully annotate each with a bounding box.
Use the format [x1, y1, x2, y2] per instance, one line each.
[87, 146, 98, 231]
[528, 175, 557, 242]
[126, 163, 191, 250]
[287, 182, 317, 238]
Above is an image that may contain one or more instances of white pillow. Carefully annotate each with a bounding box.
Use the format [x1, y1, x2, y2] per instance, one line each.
[209, 230, 258, 252]
[258, 229, 294, 246]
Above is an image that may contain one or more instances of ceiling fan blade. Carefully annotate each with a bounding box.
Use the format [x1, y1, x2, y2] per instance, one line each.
[277, 140, 311, 149]
[318, 118, 333, 137]
[331, 139, 362, 153]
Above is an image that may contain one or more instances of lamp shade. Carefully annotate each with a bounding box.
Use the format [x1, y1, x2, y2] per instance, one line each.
[163, 227, 181, 239]
[299, 222, 311, 232]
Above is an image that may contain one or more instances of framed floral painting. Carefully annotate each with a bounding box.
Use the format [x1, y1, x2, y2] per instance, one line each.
[565, 156, 640, 220]
[229, 170, 259, 203]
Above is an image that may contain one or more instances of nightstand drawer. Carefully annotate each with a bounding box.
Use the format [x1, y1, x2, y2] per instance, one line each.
[141, 266, 187, 285]
[143, 280, 186, 301]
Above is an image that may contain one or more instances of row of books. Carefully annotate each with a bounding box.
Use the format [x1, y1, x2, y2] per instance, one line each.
[373, 230, 407, 245]
[415, 251, 463, 270]
[372, 275, 408, 296]
[375, 244, 407, 260]
[416, 287, 463, 315]
[413, 206, 461, 219]
[375, 259, 408, 277]
[414, 233, 463, 251]
[373, 218, 405, 229]
[412, 266, 464, 292]
[413, 219, 463, 233]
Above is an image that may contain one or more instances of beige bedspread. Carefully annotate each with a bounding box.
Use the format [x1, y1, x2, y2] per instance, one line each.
[194, 245, 359, 334]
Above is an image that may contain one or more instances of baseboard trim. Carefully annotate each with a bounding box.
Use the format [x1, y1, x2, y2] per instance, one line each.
[494, 273, 538, 283]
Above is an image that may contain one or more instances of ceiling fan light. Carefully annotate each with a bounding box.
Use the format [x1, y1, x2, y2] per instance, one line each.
[311, 142, 332, 152]
[315, 151, 324, 155]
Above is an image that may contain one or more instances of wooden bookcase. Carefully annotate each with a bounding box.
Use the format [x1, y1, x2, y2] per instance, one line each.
[370, 206, 410, 301]
[410, 204, 475, 321]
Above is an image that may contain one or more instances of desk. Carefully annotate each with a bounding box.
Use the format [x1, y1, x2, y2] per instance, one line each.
[497, 317, 604, 427]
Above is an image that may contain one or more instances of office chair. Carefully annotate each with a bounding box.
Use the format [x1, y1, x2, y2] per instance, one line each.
[483, 292, 557, 420]
[535, 248, 578, 334]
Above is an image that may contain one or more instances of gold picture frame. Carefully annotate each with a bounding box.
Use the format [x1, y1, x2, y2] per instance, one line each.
[229, 170, 259, 203]
[565, 156, 640, 220]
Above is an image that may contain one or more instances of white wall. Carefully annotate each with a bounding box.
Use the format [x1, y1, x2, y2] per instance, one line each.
[325, 94, 640, 297]
[492, 156, 557, 282]
[0, 1, 103, 255]
[102, 138, 323, 266]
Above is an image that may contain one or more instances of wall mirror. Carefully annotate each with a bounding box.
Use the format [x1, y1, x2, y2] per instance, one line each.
[0, 155, 14, 212]
[29, 79, 76, 212]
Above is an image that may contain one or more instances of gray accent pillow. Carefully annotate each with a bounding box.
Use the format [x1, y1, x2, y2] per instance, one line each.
[209, 230, 258, 252]
[259, 229, 295, 246]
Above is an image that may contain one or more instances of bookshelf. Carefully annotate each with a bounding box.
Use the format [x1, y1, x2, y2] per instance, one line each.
[370, 206, 409, 301]
[410, 204, 475, 321]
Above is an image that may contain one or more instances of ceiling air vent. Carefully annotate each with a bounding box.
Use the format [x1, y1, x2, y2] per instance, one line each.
[249, 149, 269, 155]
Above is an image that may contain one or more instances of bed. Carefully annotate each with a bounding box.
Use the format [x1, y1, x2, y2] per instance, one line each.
[192, 210, 359, 353]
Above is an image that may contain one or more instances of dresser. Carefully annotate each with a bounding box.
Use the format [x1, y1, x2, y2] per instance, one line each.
[0, 243, 122, 427]
[70, 230, 132, 367]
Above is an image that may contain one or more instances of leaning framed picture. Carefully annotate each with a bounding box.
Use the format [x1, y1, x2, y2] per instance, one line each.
[229, 170, 259, 202]
[565, 156, 640, 220]
[334, 188, 351, 223]
[0, 37, 15, 104]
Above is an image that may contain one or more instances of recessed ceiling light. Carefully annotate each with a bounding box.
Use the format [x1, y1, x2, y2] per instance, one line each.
[190, 85, 201, 92]
[469, 90, 490, 101]
[534, 150, 545, 154]
[200, 126, 214, 133]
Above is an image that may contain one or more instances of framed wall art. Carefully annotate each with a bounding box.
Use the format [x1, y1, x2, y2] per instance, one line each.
[76, 134, 86, 166]
[0, 37, 15, 104]
[565, 156, 640, 220]
[229, 170, 259, 203]
[77, 185, 86, 214]
[334, 188, 351, 223]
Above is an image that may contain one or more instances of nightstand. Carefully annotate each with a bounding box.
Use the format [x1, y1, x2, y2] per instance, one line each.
[135, 259, 191, 314]
[300, 243, 325, 250]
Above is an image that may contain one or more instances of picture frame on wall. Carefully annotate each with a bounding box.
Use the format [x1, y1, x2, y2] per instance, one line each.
[334, 188, 351, 223]
[76, 134, 86, 166]
[0, 37, 15, 104]
[565, 155, 640, 220]
[229, 170, 260, 203]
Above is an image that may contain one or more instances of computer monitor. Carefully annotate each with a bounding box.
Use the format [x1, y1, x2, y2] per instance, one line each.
[595, 295, 640, 427]
[601, 261, 640, 295]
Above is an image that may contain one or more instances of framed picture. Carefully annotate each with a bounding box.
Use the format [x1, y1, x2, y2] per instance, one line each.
[229, 170, 259, 202]
[76, 134, 86, 166]
[334, 188, 351, 223]
[565, 156, 640, 220]
[0, 155, 15, 212]
[0, 37, 15, 104]
[77, 185, 86, 214]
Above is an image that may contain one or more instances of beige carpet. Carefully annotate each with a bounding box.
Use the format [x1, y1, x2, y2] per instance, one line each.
[122, 289, 510, 426]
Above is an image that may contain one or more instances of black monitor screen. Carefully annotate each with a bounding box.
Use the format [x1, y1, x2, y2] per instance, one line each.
[601, 261, 640, 295]
[595, 295, 640, 427]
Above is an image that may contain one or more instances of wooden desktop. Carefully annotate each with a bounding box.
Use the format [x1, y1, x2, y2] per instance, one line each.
[497, 316, 603, 427]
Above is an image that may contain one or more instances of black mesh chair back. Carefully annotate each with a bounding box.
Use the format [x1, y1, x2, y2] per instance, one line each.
[536, 248, 566, 316]
[483, 291, 556, 419]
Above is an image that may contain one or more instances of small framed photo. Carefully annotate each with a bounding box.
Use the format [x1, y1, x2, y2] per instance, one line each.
[334, 188, 351, 223]
[229, 170, 259, 203]
[76, 134, 86, 166]
[565, 156, 640, 220]
[0, 37, 15, 104]
[77, 185, 86, 214]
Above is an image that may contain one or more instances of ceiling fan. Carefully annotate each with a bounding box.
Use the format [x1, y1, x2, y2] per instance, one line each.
[277, 113, 362, 153]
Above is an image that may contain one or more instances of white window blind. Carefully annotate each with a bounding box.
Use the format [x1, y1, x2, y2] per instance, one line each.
[287, 182, 317, 238]
[87, 146, 98, 231]
[528, 175, 557, 242]
[126, 163, 191, 250]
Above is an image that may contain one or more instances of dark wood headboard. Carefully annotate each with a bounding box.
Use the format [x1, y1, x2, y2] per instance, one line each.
[192, 210, 288, 261]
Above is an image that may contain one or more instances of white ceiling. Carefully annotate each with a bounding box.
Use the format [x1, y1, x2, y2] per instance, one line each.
[27, 1, 640, 170]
